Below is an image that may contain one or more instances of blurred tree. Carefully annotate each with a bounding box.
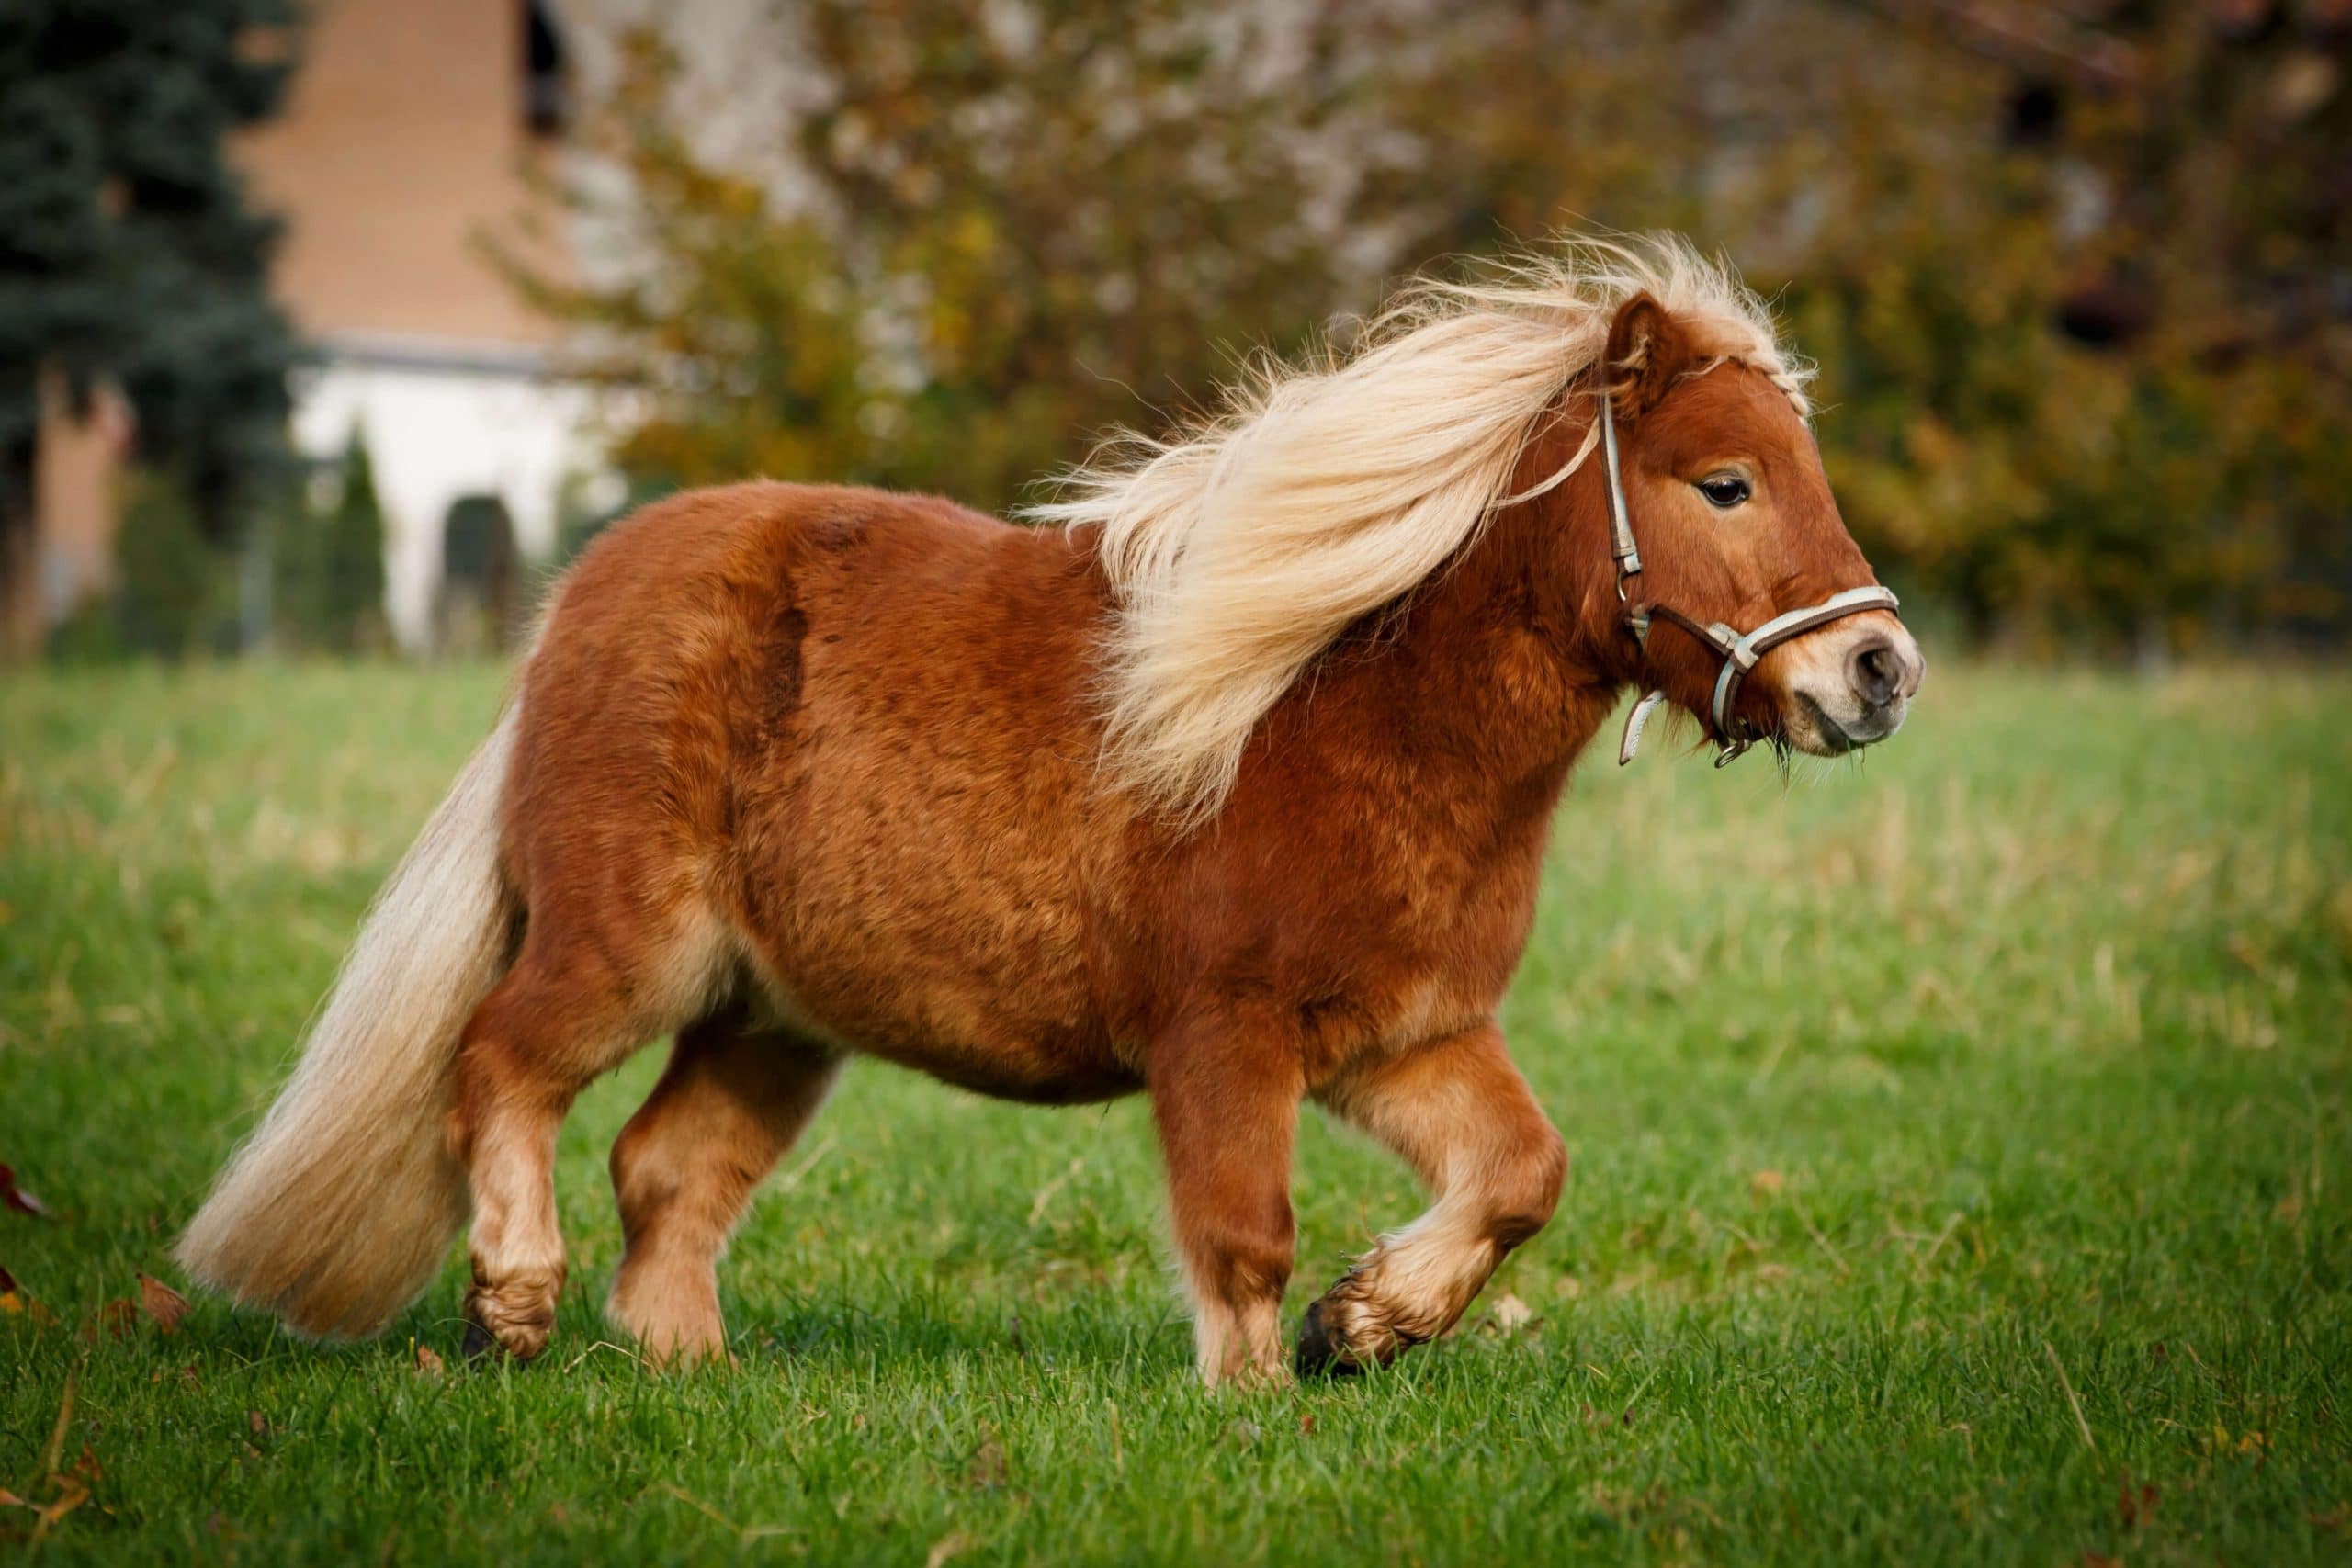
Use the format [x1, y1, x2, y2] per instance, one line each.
[507, 0, 2351, 653]
[276, 431, 388, 654]
[112, 467, 232, 659]
[0, 0, 302, 657]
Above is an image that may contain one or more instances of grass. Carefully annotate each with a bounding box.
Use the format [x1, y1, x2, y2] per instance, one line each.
[2, 660, 2347, 1564]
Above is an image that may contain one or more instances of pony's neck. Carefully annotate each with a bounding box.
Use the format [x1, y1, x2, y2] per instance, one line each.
[1329, 401, 1634, 787]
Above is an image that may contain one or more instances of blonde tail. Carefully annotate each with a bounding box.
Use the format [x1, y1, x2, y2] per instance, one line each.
[177, 699, 524, 1339]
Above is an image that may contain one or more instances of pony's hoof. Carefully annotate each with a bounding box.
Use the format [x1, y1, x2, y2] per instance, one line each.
[461, 1284, 553, 1363]
[1295, 1298, 1363, 1379]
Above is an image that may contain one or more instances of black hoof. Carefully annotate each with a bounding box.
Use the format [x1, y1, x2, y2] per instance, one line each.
[1295, 1299, 1363, 1379]
[460, 1319, 499, 1363]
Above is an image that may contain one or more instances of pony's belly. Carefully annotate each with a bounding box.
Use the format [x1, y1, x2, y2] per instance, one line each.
[741, 937, 1135, 1104]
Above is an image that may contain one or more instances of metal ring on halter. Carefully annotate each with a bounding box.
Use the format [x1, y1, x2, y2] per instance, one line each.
[1600, 389, 1904, 766]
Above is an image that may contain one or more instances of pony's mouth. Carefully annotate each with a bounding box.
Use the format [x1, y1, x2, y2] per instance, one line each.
[1793, 692, 1859, 756]
[1785, 689, 1906, 757]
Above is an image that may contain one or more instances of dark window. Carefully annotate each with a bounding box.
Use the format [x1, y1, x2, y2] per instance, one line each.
[525, 0, 568, 139]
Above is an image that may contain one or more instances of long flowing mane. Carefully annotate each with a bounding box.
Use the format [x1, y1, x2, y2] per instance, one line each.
[1028, 233, 1812, 822]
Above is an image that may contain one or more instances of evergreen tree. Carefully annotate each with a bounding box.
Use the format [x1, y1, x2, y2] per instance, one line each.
[0, 0, 302, 655]
[277, 432, 388, 653]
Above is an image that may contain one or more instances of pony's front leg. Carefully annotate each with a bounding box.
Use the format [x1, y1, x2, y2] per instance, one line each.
[1297, 1022, 1566, 1375]
[1148, 1015, 1302, 1387]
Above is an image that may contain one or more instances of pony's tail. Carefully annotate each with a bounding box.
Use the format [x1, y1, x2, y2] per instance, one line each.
[176, 698, 525, 1340]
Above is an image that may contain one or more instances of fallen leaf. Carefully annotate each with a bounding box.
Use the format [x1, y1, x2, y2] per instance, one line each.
[414, 1342, 446, 1380]
[29, 1476, 88, 1543]
[247, 1410, 268, 1438]
[1490, 1292, 1534, 1332]
[1298, 1413, 1317, 1437]
[69, 1443, 101, 1486]
[85, 1300, 135, 1343]
[924, 1529, 974, 1568]
[0, 1165, 51, 1218]
[138, 1273, 188, 1335]
[0, 1270, 55, 1326]
[966, 1432, 1007, 1489]
[1751, 1169, 1785, 1200]
[2119, 1477, 2159, 1529]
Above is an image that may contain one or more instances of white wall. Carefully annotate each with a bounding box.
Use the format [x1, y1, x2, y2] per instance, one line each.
[288, 340, 606, 650]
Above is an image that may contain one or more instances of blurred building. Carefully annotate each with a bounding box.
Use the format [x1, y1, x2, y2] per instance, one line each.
[237, 0, 600, 651]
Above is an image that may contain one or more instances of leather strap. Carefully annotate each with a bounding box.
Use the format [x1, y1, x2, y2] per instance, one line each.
[1599, 391, 1643, 594]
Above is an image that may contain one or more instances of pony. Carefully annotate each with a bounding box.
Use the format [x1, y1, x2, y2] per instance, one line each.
[179, 234, 1923, 1385]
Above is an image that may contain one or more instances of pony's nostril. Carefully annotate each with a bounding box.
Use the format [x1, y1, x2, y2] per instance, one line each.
[1847, 639, 1903, 708]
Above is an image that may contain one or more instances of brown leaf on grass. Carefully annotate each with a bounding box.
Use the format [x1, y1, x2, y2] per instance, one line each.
[247, 1410, 268, 1438]
[138, 1273, 188, 1335]
[1489, 1292, 1534, 1332]
[85, 1299, 135, 1343]
[924, 1529, 974, 1568]
[1750, 1169, 1785, 1201]
[966, 1432, 1007, 1490]
[32, 1476, 88, 1534]
[413, 1342, 447, 1380]
[1, 1269, 57, 1328]
[2119, 1477, 2159, 1529]
[0, 1165, 51, 1218]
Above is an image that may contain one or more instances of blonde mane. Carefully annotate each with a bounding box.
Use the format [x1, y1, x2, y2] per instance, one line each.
[1028, 232, 1810, 822]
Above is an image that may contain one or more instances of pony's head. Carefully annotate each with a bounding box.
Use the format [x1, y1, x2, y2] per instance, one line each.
[1038, 233, 1923, 819]
[1591, 293, 1924, 758]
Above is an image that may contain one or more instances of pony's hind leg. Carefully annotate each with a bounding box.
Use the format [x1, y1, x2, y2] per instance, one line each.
[1297, 1023, 1566, 1375]
[452, 916, 724, 1361]
[607, 1007, 842, 1366]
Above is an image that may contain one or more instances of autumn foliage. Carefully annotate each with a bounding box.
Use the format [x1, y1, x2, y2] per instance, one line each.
[500, 1, 2350, 655]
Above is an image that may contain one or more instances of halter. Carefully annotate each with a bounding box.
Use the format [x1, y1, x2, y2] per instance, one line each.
[1600, 389, 1900, 767]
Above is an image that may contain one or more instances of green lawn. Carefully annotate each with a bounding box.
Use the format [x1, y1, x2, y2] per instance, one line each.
[3, 660, 2347, 1564]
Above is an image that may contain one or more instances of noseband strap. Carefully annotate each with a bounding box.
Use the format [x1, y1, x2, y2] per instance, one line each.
[1600, 391, 1900, 766]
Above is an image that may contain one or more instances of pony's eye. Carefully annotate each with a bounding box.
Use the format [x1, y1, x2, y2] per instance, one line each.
[1697, 473, 1751, 509]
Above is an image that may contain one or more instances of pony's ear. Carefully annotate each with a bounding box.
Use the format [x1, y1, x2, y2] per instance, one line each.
[1603, 292, 1691, 418]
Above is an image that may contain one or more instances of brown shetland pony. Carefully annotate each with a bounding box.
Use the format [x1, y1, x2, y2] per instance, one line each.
[180, 237, 1922, 1385]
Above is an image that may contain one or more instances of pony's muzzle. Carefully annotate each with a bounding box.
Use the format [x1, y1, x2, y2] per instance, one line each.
[1773, 613, 1922, 754]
